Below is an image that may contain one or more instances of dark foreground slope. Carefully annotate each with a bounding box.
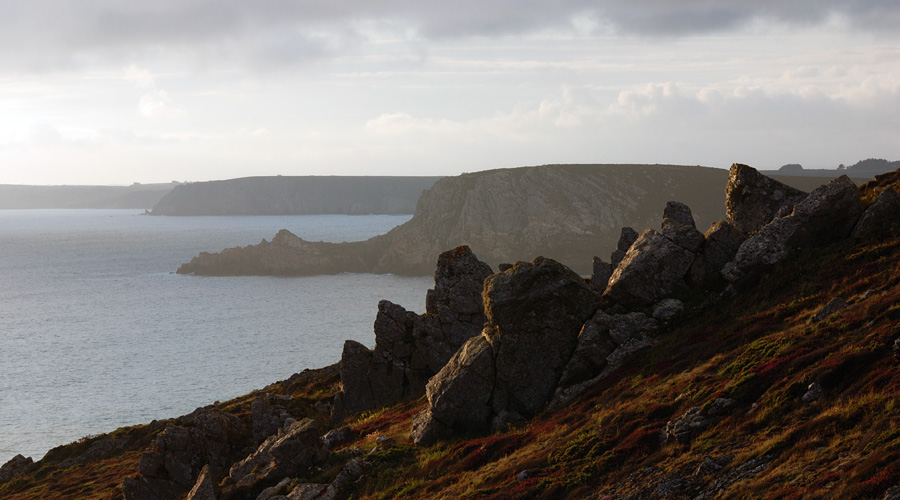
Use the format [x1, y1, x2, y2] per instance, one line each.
[0, 183, 177, 209]
[176, 164, 846, 276]
[149, 176, 441, 216]
[2, 168, 899, 500]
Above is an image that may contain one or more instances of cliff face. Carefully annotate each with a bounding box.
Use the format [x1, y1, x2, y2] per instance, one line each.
[149, 176, 441, 216]
[177, 164, 840, 277]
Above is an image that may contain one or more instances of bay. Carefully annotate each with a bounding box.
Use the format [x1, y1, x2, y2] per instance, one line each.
[0, 210, 432, 461]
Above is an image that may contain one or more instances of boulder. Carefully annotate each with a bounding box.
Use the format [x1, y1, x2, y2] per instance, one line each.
[485, 257, 598, 418]
[123, 410, 247, 500]
[723, 176, 864, 282]
[603, 229, 696, 308]
[725, 163, 807, 234]
[686, 220, 747, 289]
[334, 246, 492, 420]
[661, 201, 705, 252]
[286, 484, 328, 500]
[852, 187, 900, 237]
[652, 299, 685, 321]
[412, 257, 597, 445]
[610, 227, 639, 267]
[228, 418, 328, 494]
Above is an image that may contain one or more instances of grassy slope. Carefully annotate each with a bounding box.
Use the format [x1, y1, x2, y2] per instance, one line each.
[2, 174, 899, 500]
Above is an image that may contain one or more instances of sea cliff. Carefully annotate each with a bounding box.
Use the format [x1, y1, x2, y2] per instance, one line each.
[177, 164, 849, 276]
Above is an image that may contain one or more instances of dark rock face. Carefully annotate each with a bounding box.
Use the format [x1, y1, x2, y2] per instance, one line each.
[590, 257, 614, 293]
[556, 311, 657, 394]
[334, 246, 492, 420]
[412, 257, 596, 445]
[686, 220, 747, 289]
[723, 176, 864, 282]
[252, 395, 295, 446]
[661, 201, 705, 252]
[0, 454, 36, 484]
[227, 419, 327, 495]
[603, 229, 696, 308]
[725, 163, 808, 234]
[852, 187, 900, 237]
[123, 410, 248, 500]
[610, 227, 639, 267]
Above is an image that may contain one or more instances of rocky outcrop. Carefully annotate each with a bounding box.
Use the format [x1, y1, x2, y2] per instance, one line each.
[661, 201, 705, 252]
[686, 220, 746, 289]
[852, 187, 900, 237]
[725, 163, 808, 234]
[610, 227, 639, 267]
[722, 175, 864, 282]
[603, 229, 696, 308]
[123, 410, 248, 500]
[411, 257, 596, 445]
[226, 418, 328, 495]
[332, 246, 492, 420]
[0, 454, 36, 484]
[150, 176, 440, 216]
[808, 297, 849, 324]
[185, 465, 218, 500]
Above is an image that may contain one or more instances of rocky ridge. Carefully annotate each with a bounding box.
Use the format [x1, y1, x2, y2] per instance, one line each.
[4, 164, 900, 500]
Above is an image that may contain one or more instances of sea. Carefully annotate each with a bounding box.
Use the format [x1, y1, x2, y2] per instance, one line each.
[0, 210, 432, 463]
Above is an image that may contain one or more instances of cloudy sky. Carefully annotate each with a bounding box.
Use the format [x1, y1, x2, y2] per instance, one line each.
[0, 1, 897, 185]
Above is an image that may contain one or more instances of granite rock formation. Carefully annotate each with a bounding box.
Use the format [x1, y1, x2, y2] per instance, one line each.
[332, 246, 492, 420]
[725, 163, 808, 234]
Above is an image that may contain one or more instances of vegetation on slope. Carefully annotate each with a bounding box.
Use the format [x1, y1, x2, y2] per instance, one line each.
[2, 171, 899, 500]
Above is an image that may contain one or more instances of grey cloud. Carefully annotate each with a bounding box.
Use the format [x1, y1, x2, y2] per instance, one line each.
[0, 0, 896, 71]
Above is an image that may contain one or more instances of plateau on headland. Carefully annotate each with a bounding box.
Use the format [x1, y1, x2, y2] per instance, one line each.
[0, 182, 177, 209]
[5, 164, 900, 500]
[148, 176, 441, 216]
[176, 163, 856, 277]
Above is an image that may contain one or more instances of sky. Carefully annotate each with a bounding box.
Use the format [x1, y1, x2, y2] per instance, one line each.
[0, 1, 898, 185]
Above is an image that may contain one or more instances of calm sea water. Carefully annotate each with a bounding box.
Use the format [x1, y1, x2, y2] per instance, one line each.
[0, 210, 432, 462]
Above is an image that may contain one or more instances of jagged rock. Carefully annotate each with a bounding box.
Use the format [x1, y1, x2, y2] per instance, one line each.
[611, 227, 640, 267]
[485, 257, 598, 419]
[551, 313, 657, 409]
[185, 465, 218, 500]
[256, 477, 292, 500]
[884, 486, 900, 500]
[725, 163, 808, 234]
[652, 299, 685, 321]
[413, 257, 596, 445]
[228, 418, 328, 494]
[723, 176, 864, 282]
[604, 229, 696, 307]
[802, 382, 823, 403]
[252, 395, 295, 445]
[123, 409, 248, 500]
[661, 201, 705, 252]
[322, 457, 368, 499]
[686, 220, 747, 289]
[893, 338, 900, 355]
[334, 246, 492, 421]
[852, 187, 900, 236]
[706, 397, 736, 417]
[57, 436, 130, 469]
[591, 256, 613, 293]
[0, 454, 36, 484]
[411, 333, 497, 446]
[809, 297, 849, 324]
[694, 455, 733, 477]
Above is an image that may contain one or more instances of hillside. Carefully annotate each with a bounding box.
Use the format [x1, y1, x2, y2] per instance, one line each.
[148, 176, 441, 216]
[2, 166, 899, 500]
[0, 183, 177, 209]
[176, 164, 851, 276]
[766, 158, 900, 179]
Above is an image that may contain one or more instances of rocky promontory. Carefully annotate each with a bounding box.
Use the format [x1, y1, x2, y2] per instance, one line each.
[178, 164, 842, 277]
[149, 176, 440, 216]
